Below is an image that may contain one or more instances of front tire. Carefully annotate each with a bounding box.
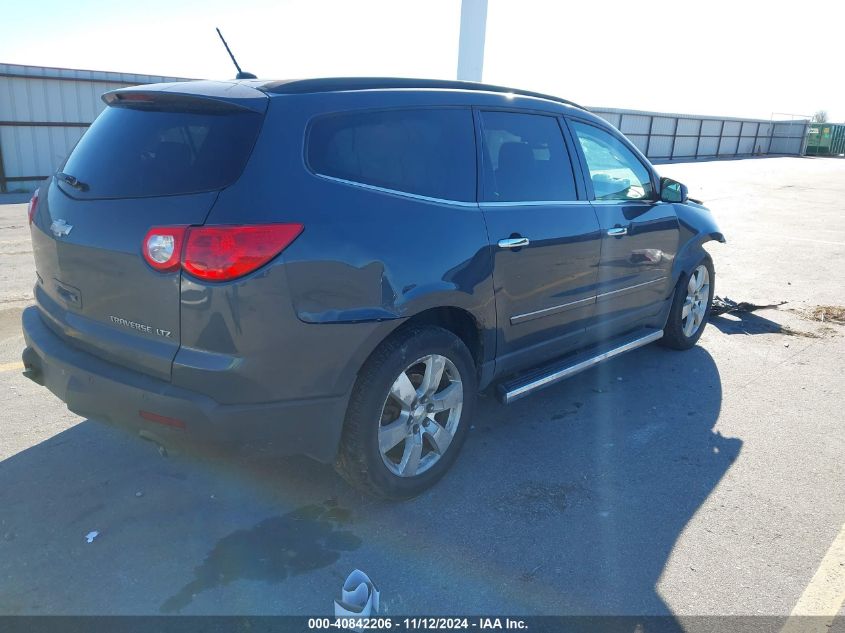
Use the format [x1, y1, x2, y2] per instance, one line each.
[336, 326, 477, 500]
[661, 255, 715, 350]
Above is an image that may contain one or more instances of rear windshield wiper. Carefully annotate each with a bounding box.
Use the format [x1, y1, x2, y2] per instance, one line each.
[56, 172, 89, 192]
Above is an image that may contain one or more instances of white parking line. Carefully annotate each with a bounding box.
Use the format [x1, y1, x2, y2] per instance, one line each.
[0, 361, 22, 373]
[781, 522, 845, 632]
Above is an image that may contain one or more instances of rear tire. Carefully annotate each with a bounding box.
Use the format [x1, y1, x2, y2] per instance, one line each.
[660, 254, 715, 350]
[335, 326, 477, 500]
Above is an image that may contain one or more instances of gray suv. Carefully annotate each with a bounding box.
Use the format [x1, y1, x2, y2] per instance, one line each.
[21, 78, 723, 499]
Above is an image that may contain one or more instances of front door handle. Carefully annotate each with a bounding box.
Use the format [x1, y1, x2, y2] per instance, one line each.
[607, 227, 628, 237]
[498, 237, 530, 249]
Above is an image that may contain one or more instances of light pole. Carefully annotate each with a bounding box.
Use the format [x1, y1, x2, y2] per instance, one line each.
[456, 0, 488, 82]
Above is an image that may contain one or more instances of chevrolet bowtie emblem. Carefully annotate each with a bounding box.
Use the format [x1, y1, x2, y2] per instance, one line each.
[50, 219, 73, 238]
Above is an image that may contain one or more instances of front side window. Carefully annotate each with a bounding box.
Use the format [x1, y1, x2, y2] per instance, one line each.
[570, 120, 655, 201]
[479, 111, 577, 202]
[307, 108, 475, 202]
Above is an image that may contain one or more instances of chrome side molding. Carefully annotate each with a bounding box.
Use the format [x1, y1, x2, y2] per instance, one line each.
[510, 277, 667, 325]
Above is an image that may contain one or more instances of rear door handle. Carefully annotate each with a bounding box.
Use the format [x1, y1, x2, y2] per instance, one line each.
[607, 227, 628, 237]
[498, 237, 530, 249]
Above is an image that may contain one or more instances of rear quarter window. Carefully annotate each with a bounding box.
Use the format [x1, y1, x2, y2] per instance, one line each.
[307, 108, 476, 202]
[60, 104, 263, 199]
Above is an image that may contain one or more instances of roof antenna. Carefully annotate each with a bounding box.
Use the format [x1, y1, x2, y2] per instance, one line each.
[216, 28, 257, 80]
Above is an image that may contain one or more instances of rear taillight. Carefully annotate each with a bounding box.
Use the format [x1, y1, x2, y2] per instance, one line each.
[183, 224, 304, 281]
[142, 226, 187, 272]
[142, 223, 303, 281]
[27, 189, 39, 225]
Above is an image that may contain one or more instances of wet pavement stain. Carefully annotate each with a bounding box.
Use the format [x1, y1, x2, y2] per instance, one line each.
[160, 501, 360, 613]
[495, 481, 587, 519]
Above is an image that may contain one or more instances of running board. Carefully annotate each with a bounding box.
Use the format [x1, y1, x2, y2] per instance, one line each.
[497, 328, 664, 404]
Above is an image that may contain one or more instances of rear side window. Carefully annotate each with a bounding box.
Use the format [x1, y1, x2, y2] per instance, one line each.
[479, 111, 577, 202]
[60, 104, 263, 199]
[307, 108, 476, 202]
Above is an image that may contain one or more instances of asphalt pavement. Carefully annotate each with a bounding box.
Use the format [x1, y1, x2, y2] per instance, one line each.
[0, 157, 843, 618]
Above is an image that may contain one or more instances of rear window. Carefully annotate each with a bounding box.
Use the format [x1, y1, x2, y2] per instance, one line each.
[60, 104, 263, 199]
[307, 108, 476, 202]
[479, 111, 578, 202]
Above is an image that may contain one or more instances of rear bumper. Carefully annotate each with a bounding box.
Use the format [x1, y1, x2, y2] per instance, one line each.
[20, 306, 348, 463]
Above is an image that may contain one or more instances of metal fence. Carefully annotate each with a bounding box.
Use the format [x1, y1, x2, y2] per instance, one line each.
[0, 63, 190, 193]
[590, 107, 809, 162]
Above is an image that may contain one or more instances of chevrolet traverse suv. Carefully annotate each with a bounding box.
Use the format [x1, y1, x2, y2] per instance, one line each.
[21, 78, 723, 499]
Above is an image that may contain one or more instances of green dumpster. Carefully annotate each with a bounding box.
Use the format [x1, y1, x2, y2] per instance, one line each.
[806, 123, 845, 156]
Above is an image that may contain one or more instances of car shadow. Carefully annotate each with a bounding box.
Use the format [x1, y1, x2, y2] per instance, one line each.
[439, 343, 736, 620]
[710, 311, 810, 337]
[0, 342, 735, 622]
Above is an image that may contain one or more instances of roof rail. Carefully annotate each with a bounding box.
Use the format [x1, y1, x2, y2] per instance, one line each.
[260, 77, 586, 111]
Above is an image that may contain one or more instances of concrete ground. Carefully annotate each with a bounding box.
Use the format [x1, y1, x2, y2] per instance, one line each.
[0, 157, 843, 618]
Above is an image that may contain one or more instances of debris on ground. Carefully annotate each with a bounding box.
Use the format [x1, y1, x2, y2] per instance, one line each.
[806, 305, 845, 325]
[520, 564, 543, 582]
[85, 531, 99, 543]
[710, 297, 828, 338]
[334, 569, 380, 619]
[710, 296, 787, 316]
[776, 325, 820, 339]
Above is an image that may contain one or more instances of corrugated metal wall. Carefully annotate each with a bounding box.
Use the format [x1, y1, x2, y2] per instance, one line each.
[0, 64, 812, 193]
[590, 107, 808, 162]
[0, 63, 191, 193]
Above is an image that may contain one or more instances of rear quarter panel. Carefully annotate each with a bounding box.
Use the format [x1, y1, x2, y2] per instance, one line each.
[195, 92, 496, 402]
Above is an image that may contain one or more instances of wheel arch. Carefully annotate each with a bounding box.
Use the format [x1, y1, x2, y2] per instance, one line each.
[671, 202, 725, 289]
[397, 306, 487, 373]
[347, 305, 494, 396]
[672, 235, 718, 293]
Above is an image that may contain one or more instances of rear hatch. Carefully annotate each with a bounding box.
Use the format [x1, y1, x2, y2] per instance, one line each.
[29, 85, 266, 380]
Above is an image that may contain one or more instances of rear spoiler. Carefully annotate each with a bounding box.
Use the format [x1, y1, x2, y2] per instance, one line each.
[103, 81, 267, 114]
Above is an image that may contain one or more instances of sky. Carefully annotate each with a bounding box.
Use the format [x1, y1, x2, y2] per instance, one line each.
[2, 0, 843, 122]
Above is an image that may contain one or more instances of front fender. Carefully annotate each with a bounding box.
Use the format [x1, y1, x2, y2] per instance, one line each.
[671, 201, 725, 288]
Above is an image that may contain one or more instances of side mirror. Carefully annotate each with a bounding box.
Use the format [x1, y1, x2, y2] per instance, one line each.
[660, 177, 688, 203]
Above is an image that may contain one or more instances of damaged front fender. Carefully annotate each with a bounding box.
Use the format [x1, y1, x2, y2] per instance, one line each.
[671, 200, 726, 287]
[678, 199, 726, 245]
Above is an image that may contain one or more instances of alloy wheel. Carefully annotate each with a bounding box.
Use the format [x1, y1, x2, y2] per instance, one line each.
[682, 264, 710, 337]
[378, 354, 464, 477]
